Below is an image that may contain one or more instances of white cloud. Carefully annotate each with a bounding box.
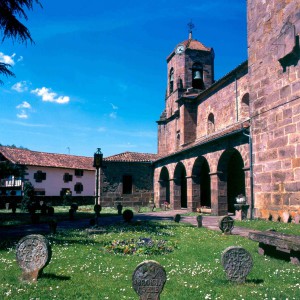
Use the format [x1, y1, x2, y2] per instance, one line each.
[109, 112, 117, 119]
[31, 87, 70, 104]
[110, 103, 118, 110]
[17, 110, 29, 119]
[0, 52, 16, 65]
[16, 101, 31, 109]
[17, 56, 23, 63]
[12, 81, 29, 92]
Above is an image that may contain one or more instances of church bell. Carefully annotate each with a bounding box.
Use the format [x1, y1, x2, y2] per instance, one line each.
[193, 70, 202, 79]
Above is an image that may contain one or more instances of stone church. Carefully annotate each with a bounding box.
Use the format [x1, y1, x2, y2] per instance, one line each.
[153, 0, 300, 220]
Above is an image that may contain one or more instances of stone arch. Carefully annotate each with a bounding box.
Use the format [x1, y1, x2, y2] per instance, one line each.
[191, 156, 211, 211]
[173, 162, 187, 209]
[240, 93, 250, 119]
[217, 148, 245, 215]
[192, 63, 204, 89]
[159, 167, 170, 206]
[207, 113, 215, 134]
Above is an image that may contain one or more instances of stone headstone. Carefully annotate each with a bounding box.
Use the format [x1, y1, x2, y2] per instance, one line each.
[282, 211, 290, 223]
[294, 214, 300, 224]
[132, 260, 167, 300]
[221, 246, 253, 283]
[219, 216, 234, 234]
[196, 215, 203, 227]
[16, 234, 52, 282]
[174, 214, 181, 223]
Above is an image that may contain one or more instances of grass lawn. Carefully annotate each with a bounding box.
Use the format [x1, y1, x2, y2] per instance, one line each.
[1, 220, 300, 299]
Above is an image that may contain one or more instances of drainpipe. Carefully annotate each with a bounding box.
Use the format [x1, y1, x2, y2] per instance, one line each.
[243, 126, 254, 219]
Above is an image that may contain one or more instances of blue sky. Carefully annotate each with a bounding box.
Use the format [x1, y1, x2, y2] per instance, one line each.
[0, 0, 247, 157]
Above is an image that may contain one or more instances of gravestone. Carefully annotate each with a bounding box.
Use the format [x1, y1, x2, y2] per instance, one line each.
[282, 211, 290, 223]
[132, 260, 167, 300]
[221, 246, 253, 283]
[16, 234, 52, 282]
[196, 215, 203, 227]
[174, 214, 181, 223]
[219, 216, 234, 234]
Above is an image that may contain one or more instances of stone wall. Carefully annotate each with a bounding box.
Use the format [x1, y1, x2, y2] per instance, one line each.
[248, 0, 300, 218]
[101, 162, 154, 207]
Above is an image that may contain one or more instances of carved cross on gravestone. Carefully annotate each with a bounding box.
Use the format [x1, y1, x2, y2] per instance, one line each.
[219, 216, 234, 234]
[132, 260, 167, 300]
[16, 234, 52, 282]
[221, 246, 253, 283]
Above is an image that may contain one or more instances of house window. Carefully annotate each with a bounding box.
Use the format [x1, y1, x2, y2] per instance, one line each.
[63, 173, 73, 182]
[74, 182, 83, 194]
[34, 171, 46, 182]
[122, 175, 132, 194]
[75, 169, 84, 177]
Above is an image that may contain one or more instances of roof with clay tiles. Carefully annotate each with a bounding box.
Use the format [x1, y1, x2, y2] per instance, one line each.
[180, 39, 211, 52]
[104, 151, 158, 163]
[0, 146, 95, 171]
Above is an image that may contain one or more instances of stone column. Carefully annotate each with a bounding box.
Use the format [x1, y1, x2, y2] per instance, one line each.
[210, 171, 227, 216]
[170, 178, 181, 210]
[191, 175, 200, 212]
[186, 176, 195, 211]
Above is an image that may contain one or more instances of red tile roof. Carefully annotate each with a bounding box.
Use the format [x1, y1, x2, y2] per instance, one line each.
[104, 151, 158, 162]
[0, 146, 95, 171]
[181, 39, 211, 52]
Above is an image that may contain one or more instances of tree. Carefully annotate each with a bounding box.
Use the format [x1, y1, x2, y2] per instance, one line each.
[22, 181, 34, 211]
[0, 0, 42, 83]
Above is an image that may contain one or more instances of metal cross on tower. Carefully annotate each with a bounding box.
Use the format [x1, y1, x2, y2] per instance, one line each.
[187, 20, 195, 39]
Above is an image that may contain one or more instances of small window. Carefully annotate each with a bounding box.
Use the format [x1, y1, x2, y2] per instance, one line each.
[122, 175, 132, 194]
[74, 182, 83, 194]
[75, 169, 84, 177]
[34, 171, 46, 182]
[207, 113, 215, 134]
[63, 173, 73, 182]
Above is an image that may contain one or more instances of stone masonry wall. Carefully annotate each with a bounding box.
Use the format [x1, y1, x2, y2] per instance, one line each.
[101, 162, 154, 207]
[248, 0, 300, 219]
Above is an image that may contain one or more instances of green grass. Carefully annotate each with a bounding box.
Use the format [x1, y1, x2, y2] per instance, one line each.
[235, 219, 300, 235]
[1, 221, 300, 299]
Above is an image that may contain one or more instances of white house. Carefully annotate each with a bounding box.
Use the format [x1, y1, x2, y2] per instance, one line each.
[0, 146, 95, 200]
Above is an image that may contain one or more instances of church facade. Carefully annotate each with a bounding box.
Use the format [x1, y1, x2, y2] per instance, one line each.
[153, 0, 300, 220]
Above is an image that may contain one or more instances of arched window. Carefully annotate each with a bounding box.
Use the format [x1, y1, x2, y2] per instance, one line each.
[192, 63, 203, 89]
[240, 93, 250, 119]
[207, 113, 215, 134]
[169, 68, 174, 94]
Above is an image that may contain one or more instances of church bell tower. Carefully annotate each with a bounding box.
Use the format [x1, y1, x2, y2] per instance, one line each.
[157, 26, 215, 155]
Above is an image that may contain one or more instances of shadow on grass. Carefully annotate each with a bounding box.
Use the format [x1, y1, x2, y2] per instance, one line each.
[246, 278, 264, 284]
[40, 273, 71, 281]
